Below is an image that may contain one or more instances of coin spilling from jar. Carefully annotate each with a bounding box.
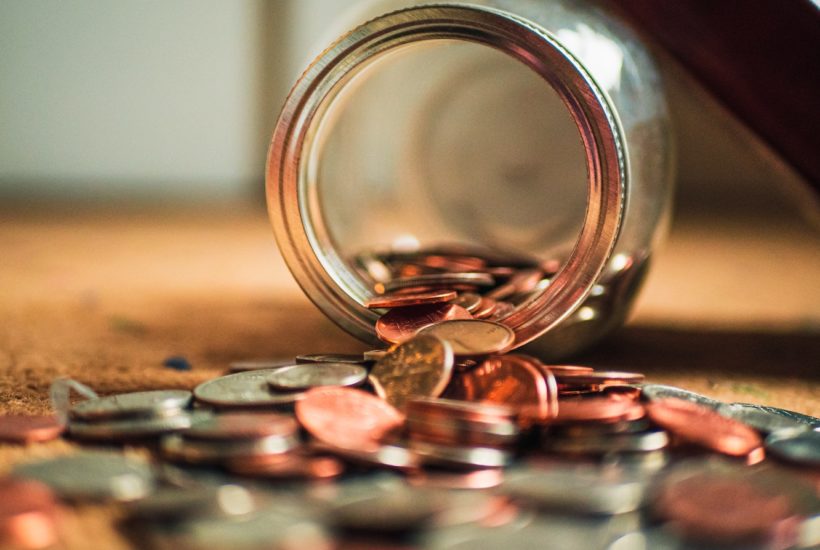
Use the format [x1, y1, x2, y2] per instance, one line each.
[1, 246, 818, 549]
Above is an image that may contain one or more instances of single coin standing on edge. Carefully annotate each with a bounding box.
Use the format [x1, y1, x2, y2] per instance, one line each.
[369, 335, 454, 410]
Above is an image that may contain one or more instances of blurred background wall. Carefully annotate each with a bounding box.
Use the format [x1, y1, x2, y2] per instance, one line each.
[0, 0, 815, 217]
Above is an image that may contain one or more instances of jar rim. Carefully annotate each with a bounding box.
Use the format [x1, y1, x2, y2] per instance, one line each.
[266, 4, 626, 349]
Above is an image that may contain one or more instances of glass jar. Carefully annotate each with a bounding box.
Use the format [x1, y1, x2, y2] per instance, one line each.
[266, 0, 673, 359]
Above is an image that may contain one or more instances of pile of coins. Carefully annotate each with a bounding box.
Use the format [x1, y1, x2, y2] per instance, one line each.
[0, 245, 818, 549]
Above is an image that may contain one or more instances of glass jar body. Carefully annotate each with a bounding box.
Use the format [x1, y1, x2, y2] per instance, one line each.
[267, 0, 673, 359]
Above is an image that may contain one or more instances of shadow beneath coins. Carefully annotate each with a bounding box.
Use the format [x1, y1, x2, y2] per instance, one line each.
[578, 325, 820, 380]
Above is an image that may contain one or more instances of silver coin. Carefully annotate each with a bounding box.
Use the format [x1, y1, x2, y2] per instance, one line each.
[70, 389, 192, 420]
[718, 402, 812, 434]
[228, 359, 296, 373]
[181, 509, 331, 550]
[327, 489, 443, 533]
[765, 428, 820, 467]
[410, 440, 511, 469]
[161, 432, 299, 464]
[68, 412, 194, 440]
[124, 484, 231, 521]
[295, 353, 368, 365]
[12, 451, 155, 502]
[383, 272, 495, 292]
[544, 429, 669, 455]
[416, 319, 515, 356]
[193, 370, 306, 409]
[502, 466, 646, 515]
[267, 363, 368, 391]
[639, 384, 721, 409]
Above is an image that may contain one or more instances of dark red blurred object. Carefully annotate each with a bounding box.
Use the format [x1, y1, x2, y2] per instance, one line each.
[617, 0, 820, 190]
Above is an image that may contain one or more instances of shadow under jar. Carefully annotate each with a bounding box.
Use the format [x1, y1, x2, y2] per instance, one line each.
[266, 0, 673, 359]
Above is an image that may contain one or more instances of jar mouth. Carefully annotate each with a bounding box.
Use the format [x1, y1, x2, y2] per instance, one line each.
[267, 4, 625, 349]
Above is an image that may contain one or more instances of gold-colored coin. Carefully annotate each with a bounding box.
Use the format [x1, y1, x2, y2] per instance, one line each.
[369, 335, 454, 410]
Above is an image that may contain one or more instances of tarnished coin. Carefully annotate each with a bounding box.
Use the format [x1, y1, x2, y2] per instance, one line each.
[185, 412, 298, 441]
[12, 451, 155, 502]
[646, 398, 763, 459]
[410, 440, 511, 469]
[369, 335, 454, 410]
[295, 354, 368, 365]
[502, 466, 646, 515]
[0, 478, 60, 549]
[375, 303, 472, 344]
[639, 384, 721, 409]
[68, 412, 193, 440]
[0, 415, 64, 444]
[70, 390, 192, 420]
[765, 428, 820, 467]
[295, 387, 405, 452]
[382, 272, 495, 293]
[416, 319, 515, 356]
[553, 397, 645, 424]
[718, 402, 814, 434]
[228, 359, 295, 373]
[448, 355, 553, 423]
[267, 363, 368, 391]
[193, 370, 305, 409]
[161, 433, 299, 464]
[366, 290, 457, 309]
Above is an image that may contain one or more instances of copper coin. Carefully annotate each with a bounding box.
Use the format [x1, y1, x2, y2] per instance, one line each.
[383, 272, 495, 293]
[413, 254, 487, 272]
[646, 398, 763, 457]
[654, 472, 799, 544]
[366, 290, 457, 309]
[369, 335, 454, 410]
[0, 415, 64, 444]
[0, 478, 60, 549]
[472, 297, 498, 319]
[487, 301, 516, 321]
[451, 292, 482, 313]
[416, 319, 515, 357]
[485, 268, 544, 300]
[406, 397, 515, 423]
[553, 370, 645, 386]
[227, 454, 344, 480]
[295, 387, 405, 452]
[553, 396, 645, 424]
[540, 365, 595, 376]
[375, 303, 472, 344]
[185, 412, 298, 441]
[449, 355, 551, 424]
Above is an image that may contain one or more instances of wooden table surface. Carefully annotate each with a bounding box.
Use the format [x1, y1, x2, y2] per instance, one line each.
[0, 201, 818, 549]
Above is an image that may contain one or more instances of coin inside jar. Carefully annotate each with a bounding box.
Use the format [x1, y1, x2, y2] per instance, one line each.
[366, 289, 458, 309]
[267, 363, 368, 391]
[416, 319, 515, 356]
[375, 303, 472, 344]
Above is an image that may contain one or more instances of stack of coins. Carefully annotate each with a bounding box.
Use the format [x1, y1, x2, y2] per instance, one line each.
[67, 390, 194, 441]
[160, 412, 302, 470]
